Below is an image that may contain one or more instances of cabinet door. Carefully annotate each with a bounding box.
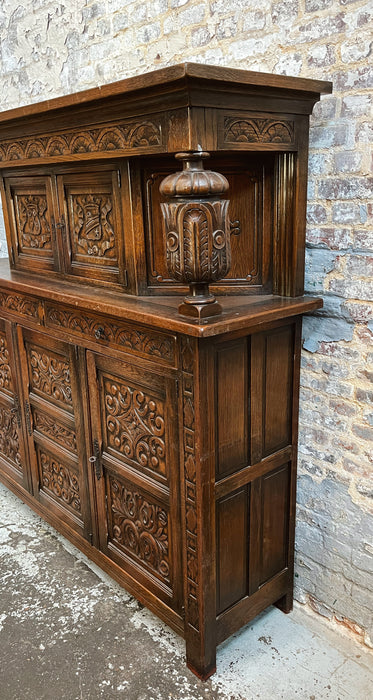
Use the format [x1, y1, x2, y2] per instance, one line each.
[86, 351, 181, 612]
[17, 327, 91, 540]
[0, 319, 30, 491]
[57, 169, 127, 287]
[3, 176, 58, 272]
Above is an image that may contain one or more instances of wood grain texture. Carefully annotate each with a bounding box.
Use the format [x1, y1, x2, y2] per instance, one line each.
[0, 64, 326, 680]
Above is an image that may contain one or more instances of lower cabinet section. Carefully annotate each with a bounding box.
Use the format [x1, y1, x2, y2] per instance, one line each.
[0, 313, 301, 680]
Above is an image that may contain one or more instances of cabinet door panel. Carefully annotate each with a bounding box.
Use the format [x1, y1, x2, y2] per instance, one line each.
[4, 176, 58, 272]
[87, 351, 181, 610]
[57, 169, 127, 286]
[17, 327, 91, 539]
[0, 319, 30, 490]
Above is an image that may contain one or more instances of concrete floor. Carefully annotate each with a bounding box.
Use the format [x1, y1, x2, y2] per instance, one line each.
[0, 482, 372, 700]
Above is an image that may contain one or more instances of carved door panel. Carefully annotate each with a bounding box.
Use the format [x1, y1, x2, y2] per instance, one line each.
[0, 319, 30, 491]
[17, 327, 91, 539]
[86, 351, 182, 612]
[57, 169, 127, 287]
[3, 175, 58, 272]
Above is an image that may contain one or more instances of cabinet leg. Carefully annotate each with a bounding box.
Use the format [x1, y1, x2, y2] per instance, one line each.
[275, 591, 293, 614]
[185, 632, 216, 681]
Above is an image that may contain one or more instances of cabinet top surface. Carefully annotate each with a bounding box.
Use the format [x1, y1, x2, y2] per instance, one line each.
[0, 62, 332, 126]
[0, 261, 322, 338]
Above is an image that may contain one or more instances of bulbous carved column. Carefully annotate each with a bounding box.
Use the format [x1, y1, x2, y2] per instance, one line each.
[159, 151, 239, 320]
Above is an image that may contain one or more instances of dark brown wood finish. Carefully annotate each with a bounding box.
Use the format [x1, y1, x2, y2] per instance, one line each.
[0, 64, 329, 679]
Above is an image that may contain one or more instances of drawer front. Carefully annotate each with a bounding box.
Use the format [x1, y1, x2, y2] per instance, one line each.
[0, 290, 42, 323]
[45, 303, 177, 366]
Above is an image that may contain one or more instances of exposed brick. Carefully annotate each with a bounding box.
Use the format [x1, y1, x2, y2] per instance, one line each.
[352, 424, 373, 442]
[356, 388, 373, 404]
[271, 0, 299, 27]
[347, 255, 373, 277]
[341, 94, 372, 118]
[318, 177, 373, 200]
[307, 227, 351, 250]
[307, 43, 335, 68]
[332, 66, 373, 91]
[340, 37, 372, 63]
[331, 202, 361, 223]
[309, 123, 350, 149]
[334, 150, 362, 174]
[305, 0, 332, 10]
[296, 13, 347, 43]
[307, 204, 327, 224]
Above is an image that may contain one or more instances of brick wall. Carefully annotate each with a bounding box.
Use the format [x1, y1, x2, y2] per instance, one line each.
[0, 0, 372, 646]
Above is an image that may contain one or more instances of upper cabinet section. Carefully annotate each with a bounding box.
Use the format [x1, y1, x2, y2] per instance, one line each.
[0, 63, 331, 297]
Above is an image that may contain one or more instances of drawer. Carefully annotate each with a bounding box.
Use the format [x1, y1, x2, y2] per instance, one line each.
[0, 289, 42, 322]
[45, 303, 177, 366]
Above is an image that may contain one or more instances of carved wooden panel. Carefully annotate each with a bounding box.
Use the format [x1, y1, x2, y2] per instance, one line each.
[180, 336, 199, 632]
[0, 117, 163, 165]
[107, 473, 169, 582]
[0, 291, 41, 321]
[17, 327, 90, 536]
[37, 446, 81, 515]
[27, 345, 73, 410]
[57, 169, 126, 286]
[33, 409, 77, 454]
[143, 155, 273, 293]
[0, 329, 13, 396]
[45, 304, 176, 365]
[221, 116, 295, 147]
[102, 374, 166, 477]
[4, 176, 57, 272]
[0, 404, 21, 472]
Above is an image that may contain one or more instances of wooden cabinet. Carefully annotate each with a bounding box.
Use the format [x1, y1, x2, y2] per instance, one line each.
[0, 63, 331, 679]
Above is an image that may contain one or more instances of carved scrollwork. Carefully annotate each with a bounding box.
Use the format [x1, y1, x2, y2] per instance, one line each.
[0, 119, 162, 164]
[39, 449, 81, 512]
[223, 117, 294, 145]
[33, 410, 77, 453]
[0, 292, 40, 319]
[104, 377, 166, 476]
[0, 332, 13, 393]
[0, 405, 21, 469]
[45, 305, 175, 364]
[28, 347, 72, 406]
[109, 476, 169, 580]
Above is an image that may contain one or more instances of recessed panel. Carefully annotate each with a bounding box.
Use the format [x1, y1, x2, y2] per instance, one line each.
[216, 487, 248, 614]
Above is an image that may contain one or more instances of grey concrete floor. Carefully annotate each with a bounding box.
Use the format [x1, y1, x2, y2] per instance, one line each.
[0, 482, 372, 700]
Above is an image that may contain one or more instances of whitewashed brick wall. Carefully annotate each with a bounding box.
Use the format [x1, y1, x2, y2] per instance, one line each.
[0, 0, 372, 647]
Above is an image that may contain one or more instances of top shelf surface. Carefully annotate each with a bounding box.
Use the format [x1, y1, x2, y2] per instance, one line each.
[0, 62, 332, 125]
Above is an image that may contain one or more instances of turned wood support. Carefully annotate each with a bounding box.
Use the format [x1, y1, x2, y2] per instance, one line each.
[160, 151, 239, 320]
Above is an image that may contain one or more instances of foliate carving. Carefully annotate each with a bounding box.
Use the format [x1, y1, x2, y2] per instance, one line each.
[0, 406, 21, 469]
[223, 117, 294, 145]
[39, 449, 81, 512]
[72, 194, 117, 259]
[160, 152, 239, 319]
[181, 336, 199, 631]
[33, 410, 77, 453]
[104, 377, 166, 476]
[28, 347, 72, 406]
[162, 200, 231, 283]
[45, 305, 175, 364]
[0, 332, 13, 393]
[16, 195, 52, 250]
[109, 476, 169, 580]
[0, 292, 40, 320]
[0, 119, 162, 164]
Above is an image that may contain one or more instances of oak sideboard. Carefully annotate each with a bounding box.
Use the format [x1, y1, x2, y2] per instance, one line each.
[0, 63, 331, 679]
